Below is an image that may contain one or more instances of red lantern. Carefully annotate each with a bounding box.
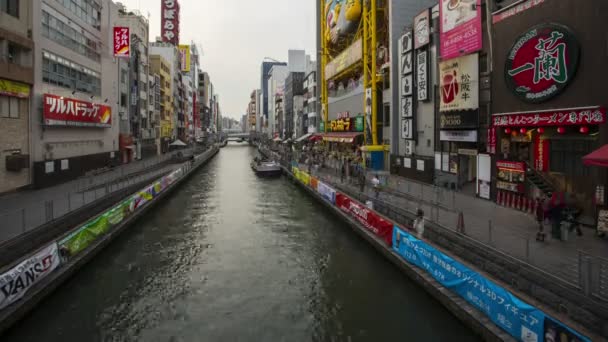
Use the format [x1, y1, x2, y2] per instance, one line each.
[580, 126, 589, 134]
[520, 128, 527, 134]
[537, 127, 545, 134]
[511, 130, 518, 137]
[504, 128, 512, 134]
[557, 127, 566, 134]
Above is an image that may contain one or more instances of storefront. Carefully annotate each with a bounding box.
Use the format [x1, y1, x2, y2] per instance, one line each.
[491, 0, 608, 216]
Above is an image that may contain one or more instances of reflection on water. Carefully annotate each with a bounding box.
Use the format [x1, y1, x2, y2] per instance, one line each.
[5, 145, 479, 342]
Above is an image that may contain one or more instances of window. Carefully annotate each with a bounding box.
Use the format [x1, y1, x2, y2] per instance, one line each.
[41, 10, 101, 62]
[0, 96, 21, 118]
[383, 103, 390, 127]
[42, 51, 101, 96]
[121, 70, 128, 84]
[550, 140, 592, 176]
[120, 93, 127, 107]
[1, 0, 19, 18]
[55, 0, 100, 29]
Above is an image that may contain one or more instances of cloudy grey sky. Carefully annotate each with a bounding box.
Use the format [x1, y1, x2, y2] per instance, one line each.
[119, 0, 317, 119]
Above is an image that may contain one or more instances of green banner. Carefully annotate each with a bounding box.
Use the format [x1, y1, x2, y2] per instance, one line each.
[63, 215, 109, 255]
[355, 115, 364, 132]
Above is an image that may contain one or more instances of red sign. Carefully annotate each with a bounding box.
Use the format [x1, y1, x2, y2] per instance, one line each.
[497, 160, 525, 172]
[161, 0, 180, 45]
[336, 193, 393, 246]
[43, 94, 112, 127]
[439, 0, 482, 59]
[533, 136, 549, 172]
[487, 127, 496, 154]
[113, 27, 130, 58]
[492, 0, 545, 24]
[505, 23, 580, 103]
[493, 107, 606, 127]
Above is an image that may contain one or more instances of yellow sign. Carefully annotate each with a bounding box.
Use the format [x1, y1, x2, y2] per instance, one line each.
[330, 118, 351, 132]
[325, 38, 362, 79]
[178, 45, 191, 72]
[0, 79, 30, 98]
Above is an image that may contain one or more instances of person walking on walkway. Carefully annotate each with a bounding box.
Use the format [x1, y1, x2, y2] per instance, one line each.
[535, 197, 546, 242]
[340, 163, 346, 183]
[414, 208, 425, 239]
[372, 174, 381, 198]
[358, 171, 366, 193]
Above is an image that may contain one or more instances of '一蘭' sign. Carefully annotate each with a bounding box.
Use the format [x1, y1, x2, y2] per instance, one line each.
[43, 94, 112, 128]
[113, 27, 129, 58]
[505, 23, 579, 103]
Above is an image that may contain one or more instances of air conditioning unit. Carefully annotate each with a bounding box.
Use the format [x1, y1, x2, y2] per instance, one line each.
[6, 154, 29, 172]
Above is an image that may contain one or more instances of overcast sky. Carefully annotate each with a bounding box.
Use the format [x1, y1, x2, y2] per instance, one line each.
[119, 0, 317, 119]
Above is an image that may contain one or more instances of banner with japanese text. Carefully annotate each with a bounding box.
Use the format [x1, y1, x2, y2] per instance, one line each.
[392, 225, 590, 342]
[113, 27, 130, 57]
[0, 243, 61, 310]
[161, 0, 180, 45]
[336, 193, 393, 246]
[439, 0, 482, 59]
[310, 177, 319, 191]
[43, 94, 112, 127]
[439, 54, 479, 112]
[317, 181, 336, 204]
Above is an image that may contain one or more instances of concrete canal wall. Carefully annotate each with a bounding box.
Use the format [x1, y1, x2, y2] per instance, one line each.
[281, 162, 597, 342]
[0, 147, 219, 335]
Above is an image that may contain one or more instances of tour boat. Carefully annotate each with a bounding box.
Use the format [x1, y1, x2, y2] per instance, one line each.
[251, 159, 282, 177]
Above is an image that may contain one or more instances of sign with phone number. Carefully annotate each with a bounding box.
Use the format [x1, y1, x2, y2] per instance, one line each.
[392, 226, 590, 342]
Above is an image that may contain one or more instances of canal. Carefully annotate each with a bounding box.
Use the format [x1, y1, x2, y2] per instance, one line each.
[5, 145, 479, 341]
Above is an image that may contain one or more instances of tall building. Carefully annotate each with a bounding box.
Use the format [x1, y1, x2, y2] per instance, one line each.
[0, 0, 34, 192]
[150, 54, 172, 153]
[267, 65, 288, 137]
[150, 41, 181, 141]
[31, 0, 120, 188]
[284, 72, 304, 139]
[115, 4, 154, 161]
[260, 60, 287, 136]
[247, 90, 258, 132]
[303, 68, 317, 134]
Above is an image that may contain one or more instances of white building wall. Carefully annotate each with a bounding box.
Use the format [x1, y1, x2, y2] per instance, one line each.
[288, 50, 306, 73]
[267, 65, 288, 136]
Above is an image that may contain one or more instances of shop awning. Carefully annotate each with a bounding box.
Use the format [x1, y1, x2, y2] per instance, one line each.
[169, 139, 187, 146]
[322, 132, 362, 143]
[272, 137, 282, 142]
[309, 134, 323, 142]
[583, 145, 608, 167]
[295, 133, 314, 143]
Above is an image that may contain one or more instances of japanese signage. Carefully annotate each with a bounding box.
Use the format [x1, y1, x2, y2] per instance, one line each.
[161, 0, 180, 45]
[113, 27, 130, 58]
[43, 94, 112, 128]
[329, 116, 364, 132]
[492, 107, 606, 127]
[414, 9, 431, 49]
[178, 44, 190, 72]
[325, 38, 362, 80]
[440, 130, 478, 142]
[487, 127, 497, 154]
[440, 53, 479, 112]
[439, 0, 482, 59]
[336, 193, 393, 246]
[354, 115, 364, 132]
[0, 243, 61, 310]
[505, 23, 580, 103]
[440, 111, 478, 129]
[317, 181, 336, 204]
[401, 119, 414, 139]
[400, 31, 415, 142]
[533, 136, 549, 172]
[492, 0, 545, 24]
[392, 226, 590, 342]
[401, 96, 413, 118]
[416, 49, 429, 101]
[0, 79, 30, 98]
[497, 160, 525, 172]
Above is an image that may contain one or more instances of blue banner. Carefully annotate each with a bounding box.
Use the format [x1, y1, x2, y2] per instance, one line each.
[392, 226, 589, 342]
[317, 181, 336, 204]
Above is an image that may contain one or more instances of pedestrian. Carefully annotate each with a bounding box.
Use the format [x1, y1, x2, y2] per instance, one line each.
[414, 208, 425, 239]
[340, 163, 345, 183]
[535, 197, 546, 242]
[359, 170, 365, 193]
[372, 174, 381, 198]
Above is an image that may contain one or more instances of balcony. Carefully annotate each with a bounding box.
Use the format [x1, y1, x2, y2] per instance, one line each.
[0, 60, 33, 85]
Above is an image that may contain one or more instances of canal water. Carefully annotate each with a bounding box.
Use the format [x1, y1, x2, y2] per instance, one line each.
[5, 145, 479, 342]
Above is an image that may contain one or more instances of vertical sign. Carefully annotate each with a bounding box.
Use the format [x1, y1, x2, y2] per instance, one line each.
[178, 45, 190, 72]
[400, 30, 415, 149]
[416, 49, 429, 101]
[439, 53, 479, 112]
[113, 27, 130, 58]
[161, 0, 180, 45]
[534, 135, 549, 172]
[414, 8, 431, 49]
[439, 0, 482, 59]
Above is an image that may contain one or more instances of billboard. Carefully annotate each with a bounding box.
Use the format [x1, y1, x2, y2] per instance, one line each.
[414, 8, 431, 49]
[43, 94, 112, 127]
[161, 0, 180, 45]
[439, 53, 479, 112]
[325, 38, 362, 80]
[113, 27, 130, 58]
[178, 44, 191, 72]
[439, 0, 482, 59]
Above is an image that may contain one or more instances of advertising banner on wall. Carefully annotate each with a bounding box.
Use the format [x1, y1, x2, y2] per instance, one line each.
[325, 38, 362, 80]
[43, 94, 112, 127]
[317, 181, 336, 204]
[492, 107, 606, 127]
[392, 226, 590, 342]
[113, 27, 130, 58]
[0, 79, 30, 98]
[414, 9, 431, 49]
[439, 53, 479, 112]
[492, 0, 545, 24]
[161, 0, 180, 45]
[534, 136, 549, 172]
[0, 243, 61, 310]
[439, 0, 482, 59]
[336, 193, 393, 246]
[416, 49, 429, 101]
[178, 44, 191, 72]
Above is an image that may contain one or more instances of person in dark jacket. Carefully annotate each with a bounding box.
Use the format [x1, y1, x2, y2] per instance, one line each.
[535, 197, 546, 242]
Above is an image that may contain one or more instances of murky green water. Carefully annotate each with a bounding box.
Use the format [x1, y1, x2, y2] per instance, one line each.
[4, 145, 479, 341]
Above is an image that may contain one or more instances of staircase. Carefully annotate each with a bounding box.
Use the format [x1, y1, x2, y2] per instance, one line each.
[525, 162, 555, 198]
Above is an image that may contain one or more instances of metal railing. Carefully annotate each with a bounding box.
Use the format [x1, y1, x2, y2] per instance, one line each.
[0, 152, 186, 245]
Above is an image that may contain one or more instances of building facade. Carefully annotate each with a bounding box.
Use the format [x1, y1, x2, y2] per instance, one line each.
[260, 60, 287, 136]
[267, 65, 288, 137]
[0, 0, 34, 192]
[150, 54, 172, 153]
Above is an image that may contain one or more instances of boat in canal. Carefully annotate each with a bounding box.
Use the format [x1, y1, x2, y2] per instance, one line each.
[251, 157, 282, 177]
